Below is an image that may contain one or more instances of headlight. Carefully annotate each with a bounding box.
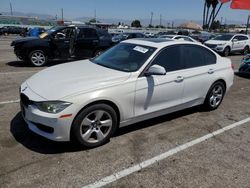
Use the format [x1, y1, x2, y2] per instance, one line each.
[34, 101, 72, 114]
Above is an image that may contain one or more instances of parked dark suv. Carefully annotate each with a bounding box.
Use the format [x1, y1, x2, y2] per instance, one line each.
[11, 26, 112, 66]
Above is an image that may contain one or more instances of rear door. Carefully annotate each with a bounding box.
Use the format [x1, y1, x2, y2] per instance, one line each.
[75, 28, 99, 58]
[238, 35, 249, 50]
[181, 44, 217, 105]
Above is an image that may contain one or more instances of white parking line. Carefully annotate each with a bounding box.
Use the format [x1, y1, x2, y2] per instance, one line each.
[83, 117, 250, 188]
[0, 70, 39, 75]
[0, 99, 20, 105]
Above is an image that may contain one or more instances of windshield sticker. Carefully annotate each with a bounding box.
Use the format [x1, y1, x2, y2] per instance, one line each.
[133, 46, 149, 53]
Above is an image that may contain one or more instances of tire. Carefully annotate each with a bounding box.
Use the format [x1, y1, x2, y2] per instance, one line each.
[71, 104, 118, 148]
[28, 50, 47, 67]
[223, 47, 230, 57]
[203, 81, 226, 111]
[242, 46, 249, 55]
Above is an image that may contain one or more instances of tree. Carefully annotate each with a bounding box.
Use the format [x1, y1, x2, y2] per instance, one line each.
[148, 24, 154, 28]
[210, 20, 221, 30]
[131, 20, 142, 28]
[88, 18, 97, 23]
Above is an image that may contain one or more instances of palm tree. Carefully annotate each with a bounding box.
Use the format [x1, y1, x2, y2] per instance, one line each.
[207, 0, 219, 28]
[203, 0, 213, 29]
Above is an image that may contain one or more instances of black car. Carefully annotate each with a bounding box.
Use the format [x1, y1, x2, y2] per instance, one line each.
[11, 26, 112, 66]
[239, 54, 250, 76]
[111, 32, 145, 44]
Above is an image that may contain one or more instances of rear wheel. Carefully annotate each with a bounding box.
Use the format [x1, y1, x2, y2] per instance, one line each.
[223, 47, 230, 57]
[71, 104, 118, 148]
[203, 81, 226, 110]
[242, 46, 249, 55]
[29, 50, 47, 67]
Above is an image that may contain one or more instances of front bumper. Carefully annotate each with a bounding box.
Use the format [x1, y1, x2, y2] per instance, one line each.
[20, 83, 76, 142]
[205, 44, 224, 53]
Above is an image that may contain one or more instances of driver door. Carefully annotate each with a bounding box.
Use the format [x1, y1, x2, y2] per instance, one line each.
[51, 27, 76, 58]
[135, 45, 184, 116]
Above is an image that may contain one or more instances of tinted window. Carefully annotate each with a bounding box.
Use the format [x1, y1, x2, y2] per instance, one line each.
[78, 28, 97, 38]
[238, 36, 248, 41]
[213, 34, 233, 41]
[152, 46, 183, 72]
[183, 45, 216, 68]
[233, 36, 241, 41]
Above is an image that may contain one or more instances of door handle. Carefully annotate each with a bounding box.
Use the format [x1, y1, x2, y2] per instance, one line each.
[208, 69, 214, 74]
[175, 76, 184, 83]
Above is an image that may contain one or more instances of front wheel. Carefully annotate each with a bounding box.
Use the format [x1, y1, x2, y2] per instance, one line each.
[203, 81, 226, 111]
[223, 47, 230, 57]
[29, 50, 47, 67]
[71, 104, 118, 148]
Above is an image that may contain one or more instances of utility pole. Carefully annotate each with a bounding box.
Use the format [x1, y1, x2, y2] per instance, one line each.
[246, 15, 250, 34]
[94, 9, 97, 23]
[9, 1, 13, 16]
[160, 14, 162, 26]
[150, 12, 153, 26]
[61, 8, 64, 21]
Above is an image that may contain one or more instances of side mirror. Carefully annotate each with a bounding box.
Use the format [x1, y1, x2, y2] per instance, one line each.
[145, 65, 166, 76]
[232, 38, 238, 42]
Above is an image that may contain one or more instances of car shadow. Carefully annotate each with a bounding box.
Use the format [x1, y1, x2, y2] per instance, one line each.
[11, 106, 204, 154]
[10, 112, 84, 154]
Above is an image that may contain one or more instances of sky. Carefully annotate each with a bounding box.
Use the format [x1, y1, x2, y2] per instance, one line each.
[0, 0, 250, 23]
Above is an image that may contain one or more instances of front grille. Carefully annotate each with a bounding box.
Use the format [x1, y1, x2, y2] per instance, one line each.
[205, 44, 217, 48]
[20, 93, 33, 107]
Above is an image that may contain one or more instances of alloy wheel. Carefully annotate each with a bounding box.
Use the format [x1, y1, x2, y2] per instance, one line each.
[209, 85, 223, 108]
[80, 110, 113, 144]
[30, 51, 46, 66]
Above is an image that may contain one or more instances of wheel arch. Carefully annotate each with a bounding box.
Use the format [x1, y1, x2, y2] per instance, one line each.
[70, 99, 121, 140]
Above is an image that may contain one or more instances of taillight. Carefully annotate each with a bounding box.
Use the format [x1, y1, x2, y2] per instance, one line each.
[231, 63, 234, 70]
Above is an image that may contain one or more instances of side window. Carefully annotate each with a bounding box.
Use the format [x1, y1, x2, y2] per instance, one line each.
[183, 45, 216, 68]
[238, 36, 248, 41]
[151, 46, 183, 72]
[78, 28, 97, 39]
[54, 28, 74, 39]
[233, 36, 241, 41]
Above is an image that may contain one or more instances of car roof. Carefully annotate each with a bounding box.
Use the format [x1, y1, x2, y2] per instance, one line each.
[122, 38, 197, 48]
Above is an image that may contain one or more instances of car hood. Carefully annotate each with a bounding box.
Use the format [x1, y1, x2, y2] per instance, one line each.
[205, 40, 229, 45]
[26, 60, 131, 100]
[11, 37, 39, 46]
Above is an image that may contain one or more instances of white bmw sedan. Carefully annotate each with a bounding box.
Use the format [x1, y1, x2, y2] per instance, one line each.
[20, 38, 234, 147]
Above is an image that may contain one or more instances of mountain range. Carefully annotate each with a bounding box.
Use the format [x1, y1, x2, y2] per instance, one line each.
[0, 11, 246, 26]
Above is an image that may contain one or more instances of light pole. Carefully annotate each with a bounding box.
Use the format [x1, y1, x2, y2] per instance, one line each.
[246, 15, 250, 34]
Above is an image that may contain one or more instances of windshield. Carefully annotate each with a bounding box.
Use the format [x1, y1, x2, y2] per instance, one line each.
[91, 43, 156, 72]
[213, 35, 233, 41]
